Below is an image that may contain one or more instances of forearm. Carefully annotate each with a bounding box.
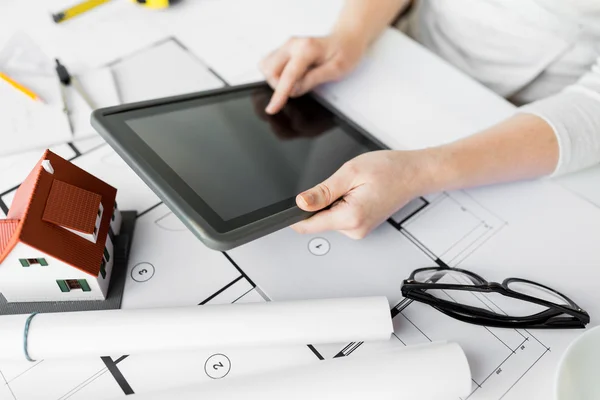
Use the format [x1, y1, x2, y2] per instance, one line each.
[419, 113, 559, 193]
[333, 0, 411, 46]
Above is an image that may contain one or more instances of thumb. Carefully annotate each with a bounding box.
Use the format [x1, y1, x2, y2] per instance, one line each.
[296, 168, 353, 211]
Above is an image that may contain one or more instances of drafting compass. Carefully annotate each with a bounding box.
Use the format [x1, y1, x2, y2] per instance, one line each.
[55, 58, 96, 136]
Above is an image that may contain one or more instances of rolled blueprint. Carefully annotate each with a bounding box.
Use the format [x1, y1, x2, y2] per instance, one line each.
[0, 296, 392, 361]
[119, 342, 472, 400]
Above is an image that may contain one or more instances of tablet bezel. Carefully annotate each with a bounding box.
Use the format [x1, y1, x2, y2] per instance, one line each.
[91, 82, 385, 250]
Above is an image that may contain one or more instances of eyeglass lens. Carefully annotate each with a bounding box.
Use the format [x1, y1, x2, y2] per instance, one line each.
[506, 281, 570, 306]
[416, 270, 561, 318]
[413, 269, 483, 285]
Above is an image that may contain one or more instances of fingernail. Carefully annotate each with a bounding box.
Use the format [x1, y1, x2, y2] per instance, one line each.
[298, 192, 314, 207]
[265, 102, 276, 114]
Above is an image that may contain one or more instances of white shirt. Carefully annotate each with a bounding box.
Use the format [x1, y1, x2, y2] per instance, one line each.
[408, 0, 600, 176]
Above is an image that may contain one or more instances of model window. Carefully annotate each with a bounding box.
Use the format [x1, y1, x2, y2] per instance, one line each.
[56, 279, 91, 292]
[20, 258, 48, 267]
[57, 280, 69, 292]
[100, 259, 106, 279]
[103, 247, 110, 262]
[78, 279, 91, 292]
[66, 279, 81, 290]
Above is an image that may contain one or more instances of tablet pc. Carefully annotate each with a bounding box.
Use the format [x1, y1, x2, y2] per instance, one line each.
[91, 83, 384, 250]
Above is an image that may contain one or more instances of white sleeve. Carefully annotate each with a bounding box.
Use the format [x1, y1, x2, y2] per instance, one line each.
[519, 55, 600, 177]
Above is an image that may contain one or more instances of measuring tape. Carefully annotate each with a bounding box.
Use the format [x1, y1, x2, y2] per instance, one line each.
[53, 0, 182, 24]
[131, 0, 181, 9]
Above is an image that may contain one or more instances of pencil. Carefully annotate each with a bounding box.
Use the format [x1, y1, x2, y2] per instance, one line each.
[52, 0, 113, 24]
[0, 72, 45, 103]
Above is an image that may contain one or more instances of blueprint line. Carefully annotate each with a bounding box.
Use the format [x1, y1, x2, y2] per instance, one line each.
[172, 36, 231, 88]
[0, 369, 16, 400]
[460, 191, 509, 225]
[499, 349, 550, 400]
[391, 299, 413, 317]
[0, 186, 16, 198]
[479, 352, 514, 387]
[439, 222, 485, 259]
[114, 356, 129, 364]
[106, 37, 177, 69]
[199, 276, 244, 305]
[137, 202, 163, 219]
[306, 345, 325, 361]
[450, 223, 507, 266]
[392, 333, 407, 346]
[101, 357, 134, 395]
[5, 360, 44, 384]
[223, 252, 258, 288]
[523, 330, 550, 351]
[66, 143, 82, 158]
[484, 328, 515, 354]
[231, 287, 255, 304]
[400, 313, 432, 342]
[58, 368, 109, 400]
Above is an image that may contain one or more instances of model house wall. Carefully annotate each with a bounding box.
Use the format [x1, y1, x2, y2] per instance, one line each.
[111, 204, 122, 236]
[0, 240, 115, 302]
[97, 230, 115, 298]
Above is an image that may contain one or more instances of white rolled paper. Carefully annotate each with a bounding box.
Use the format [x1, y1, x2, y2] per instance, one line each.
[0, 296, 392, 361]
[119, 342, 472, 400]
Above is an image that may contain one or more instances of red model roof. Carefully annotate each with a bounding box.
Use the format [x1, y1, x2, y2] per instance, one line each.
[0, 150, 117, 276]
[43, 180, 102, 234]
[0, 220, 19, 255]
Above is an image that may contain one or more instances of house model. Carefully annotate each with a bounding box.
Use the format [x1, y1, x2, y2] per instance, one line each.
[0, 150, 121, 302]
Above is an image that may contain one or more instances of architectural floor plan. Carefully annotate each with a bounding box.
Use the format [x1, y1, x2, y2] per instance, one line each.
[0, 139, 583, 400]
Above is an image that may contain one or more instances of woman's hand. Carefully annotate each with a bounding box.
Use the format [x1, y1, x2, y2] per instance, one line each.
[291, 113, 561, 240]
[260, 32, 367, 114]
[292, 150, 435, 239]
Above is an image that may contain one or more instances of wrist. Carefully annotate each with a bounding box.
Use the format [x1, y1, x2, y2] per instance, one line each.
[398, 147, 459, 196]
[331, 23, 371, 53]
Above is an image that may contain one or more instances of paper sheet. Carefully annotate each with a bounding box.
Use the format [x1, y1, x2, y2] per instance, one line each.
[111, 39, 224, 104]
[172, 0, 343, 85]
[0, 67, 118, 154]
[122, 342, 471, 400]
[0, 32, 118, 151]
[16, 0, 171, 69]
[0, 31, 54, 76]
[315, 29, 516, 151]
[0, 298, 391, 361]
[0, 144, 75, 193]
[0, 74, 71, 156]
[555, 165, 600, 209]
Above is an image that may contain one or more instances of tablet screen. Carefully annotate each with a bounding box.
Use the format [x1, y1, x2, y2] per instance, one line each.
[124, 87, 375, 222]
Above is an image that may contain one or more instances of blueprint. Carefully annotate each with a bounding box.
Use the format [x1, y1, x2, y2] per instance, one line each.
[2, 1, 600, 398]
[1, 137, 599, 400]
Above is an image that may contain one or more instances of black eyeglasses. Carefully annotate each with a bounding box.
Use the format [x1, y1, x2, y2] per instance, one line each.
[401, 266, 590, 329]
